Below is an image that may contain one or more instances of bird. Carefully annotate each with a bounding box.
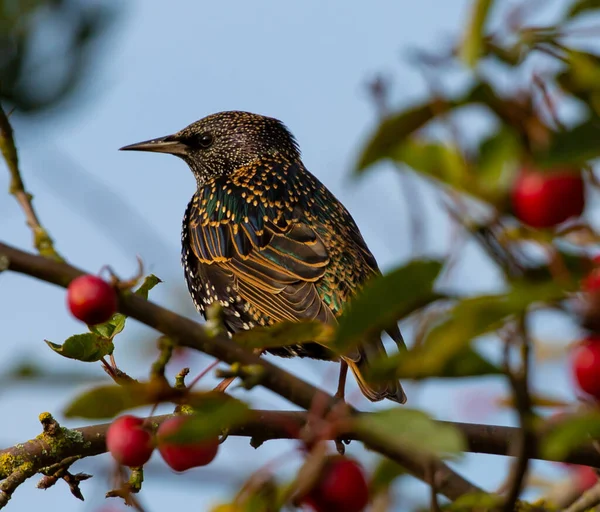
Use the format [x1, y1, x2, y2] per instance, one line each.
[120, 111, 406, 404]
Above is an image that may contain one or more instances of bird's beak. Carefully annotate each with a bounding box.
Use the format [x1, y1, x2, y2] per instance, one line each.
[119, 135, 188, 156]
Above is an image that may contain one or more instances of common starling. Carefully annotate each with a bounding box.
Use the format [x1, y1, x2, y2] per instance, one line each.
[121, 111, 406, 404]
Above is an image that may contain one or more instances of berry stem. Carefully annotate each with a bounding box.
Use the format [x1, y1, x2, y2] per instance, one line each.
[188, 359, 220, 390]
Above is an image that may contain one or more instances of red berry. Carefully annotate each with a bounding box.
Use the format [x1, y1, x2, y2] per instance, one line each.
[573, 465, 598, 492]
[67, 275, 117, 325]
[511, 167, 585, 228]
[157, 416, 219, 471]
[573, 337, 600, 398]
[106, 415, 154, 467]
[583, 271, 600, 293]
[303, 457, 369, 512]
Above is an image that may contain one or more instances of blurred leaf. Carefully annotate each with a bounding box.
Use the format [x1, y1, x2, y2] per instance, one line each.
[0, 2, 119, 113]
[475, 126, 521, 202]
[466, 82, 545, 142]
[389, 128, 519, 205]
[90, 274, 161, 339]
[559, 51, 600, 93]
[371, 279, 572, 381]
[65, 383, 154, 418]
[45, 333, 113, 363]
[482, 39, 524, 67]
[163, 397, 250, 442]
[557, 50, 600, 116]
[333, 260, 443, 354]
[459, 0, 495, 67]
[369, 459, 406, 494]
[356, 102, 445, 171]
[536, 115, 600, 167]
[232, 320, 333, 350]
[355, 408, 465, 458]
[391, 138, 468, 186]
[441, 348, 502, 377]
[567, 0, 600, 18]
[64, 379, 179, 418]
[370, 345, 501, 382]
[356, 81, 526, 175]
[541, 410, 600, 460]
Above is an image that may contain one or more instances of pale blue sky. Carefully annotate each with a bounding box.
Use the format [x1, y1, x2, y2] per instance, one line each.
[0, 1, 582, 511]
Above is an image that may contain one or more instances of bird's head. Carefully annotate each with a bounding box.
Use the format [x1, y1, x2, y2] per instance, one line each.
[120, 111, 300, 185]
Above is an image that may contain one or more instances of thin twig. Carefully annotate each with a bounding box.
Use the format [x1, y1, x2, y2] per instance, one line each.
[188, 359, 220, 390]
[0, 104, 63, 261]
[502, 315, 533, 512]
[428, 461, 441, 512]
[533, 74, 566, 131]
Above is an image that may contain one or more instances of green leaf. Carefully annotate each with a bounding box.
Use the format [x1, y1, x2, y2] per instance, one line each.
[481, 40, 524, 67]
[355, 409, 465, 458]
[459, 0, 495, 67]
[557, 50, 600, 116]
[386, 128, 519, 205]
[369, 459, 406, 494]
[419, 280, 569, 367]
[134, 274, 162, 299]
[163, 396, 250, 442]
[355, 81, 513, 174]
[475, 126, 521, 202]
[559, 51, 600, 94]
[541, 410, 600, 460]
[232, 320, 333, 350]
[356, 102, 444, 171]
[390, 139, 467, 186]
[88, 313, 123, 339]
[333, 260, 443, 354]
[371, 279, 571, 381]
[45, 333, 113, 362]
[64, 383, 156, 418]
[90, 274, 161, 339]
[370, 345, 501, 382]
[466, 81, 535, 131]
[567, 0, 600, 18]
[535, 115, 600, 167]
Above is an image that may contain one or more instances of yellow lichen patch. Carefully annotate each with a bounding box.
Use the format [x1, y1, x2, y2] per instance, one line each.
[0, 453, 21, 478]
[37, 412, 53, 423]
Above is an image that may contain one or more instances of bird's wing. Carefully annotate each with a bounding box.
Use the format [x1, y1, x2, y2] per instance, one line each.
[185, 177, 338, 328]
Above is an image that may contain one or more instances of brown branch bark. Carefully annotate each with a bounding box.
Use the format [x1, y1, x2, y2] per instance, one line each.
[0, 240, 482, 501]
[3, 411, 599, 481]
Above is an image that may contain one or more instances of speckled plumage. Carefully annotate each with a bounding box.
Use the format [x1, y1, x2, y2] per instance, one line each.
[121, 111, 406, 404]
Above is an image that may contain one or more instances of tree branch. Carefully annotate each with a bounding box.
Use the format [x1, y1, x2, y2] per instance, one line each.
[564, 480, 600, 512]
[2, 411, 599, 481]
[0, 240, 482, 501]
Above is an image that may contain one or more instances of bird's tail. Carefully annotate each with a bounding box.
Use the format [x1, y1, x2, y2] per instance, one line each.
[345, 330, 407, 404]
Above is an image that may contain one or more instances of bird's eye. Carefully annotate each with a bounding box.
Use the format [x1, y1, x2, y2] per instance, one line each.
[184, 132, 213, 149]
